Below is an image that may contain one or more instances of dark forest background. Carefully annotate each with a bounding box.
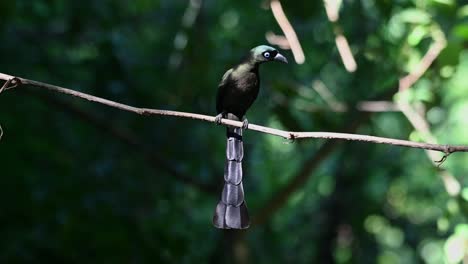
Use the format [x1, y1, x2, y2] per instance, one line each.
[0, 0, 467, 263]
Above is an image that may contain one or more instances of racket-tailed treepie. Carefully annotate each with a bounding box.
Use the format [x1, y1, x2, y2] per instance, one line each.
[213, 45, 288, 229]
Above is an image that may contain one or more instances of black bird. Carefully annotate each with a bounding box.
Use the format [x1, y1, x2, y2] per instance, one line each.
[213, 45, 288, 229]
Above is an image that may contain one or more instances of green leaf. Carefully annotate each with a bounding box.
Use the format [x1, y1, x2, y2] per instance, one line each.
[457, 4, 468, 17]
[398, 8, 432, 24]
[452, 23, 468, 39]
[407, 25, 428, 46]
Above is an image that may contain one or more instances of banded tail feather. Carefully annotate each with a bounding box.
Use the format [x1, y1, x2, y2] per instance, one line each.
[213, 125, 250, 229]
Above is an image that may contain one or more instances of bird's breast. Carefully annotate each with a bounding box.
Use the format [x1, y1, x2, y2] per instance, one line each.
[219, 67, 260, 118]
[233, 72, 259, 92]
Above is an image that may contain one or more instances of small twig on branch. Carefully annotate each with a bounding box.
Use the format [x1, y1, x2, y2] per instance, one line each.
[398, 27, 446, 92]
[0, 72, 467, 156]
[435, 152, 449, 166]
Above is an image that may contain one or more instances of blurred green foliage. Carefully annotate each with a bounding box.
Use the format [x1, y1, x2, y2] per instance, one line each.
[0, 0, 467, 263]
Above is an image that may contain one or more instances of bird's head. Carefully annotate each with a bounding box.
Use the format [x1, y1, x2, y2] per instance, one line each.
[250, 45, 288, 64]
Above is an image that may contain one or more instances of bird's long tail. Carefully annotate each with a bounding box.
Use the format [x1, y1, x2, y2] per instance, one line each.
[213, 124, 250, 229]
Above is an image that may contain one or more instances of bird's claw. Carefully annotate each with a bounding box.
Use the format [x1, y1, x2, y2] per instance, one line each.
[215, 113, 223, 125]
[242, 119, 249, 130]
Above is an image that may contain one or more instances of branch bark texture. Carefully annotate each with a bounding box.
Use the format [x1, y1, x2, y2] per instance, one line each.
[0, 72, 467, 156]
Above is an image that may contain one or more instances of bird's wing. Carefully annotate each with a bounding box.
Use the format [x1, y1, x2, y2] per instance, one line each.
[216, 68, 233, 114]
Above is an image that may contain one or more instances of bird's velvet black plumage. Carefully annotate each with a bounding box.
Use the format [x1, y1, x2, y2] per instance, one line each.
[213, 45, 287, 229]
[216, 63, 259, 120]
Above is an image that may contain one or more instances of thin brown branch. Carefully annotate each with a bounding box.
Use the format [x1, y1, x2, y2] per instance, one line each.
[295, 102, 400, 113]
[323, 0, 357, 72]
[323, 0, 340, 22]
[169, 0, 203, 69]
[399, 28, 446, 92]
[356, 101, 400, 112]
[1, 72, 467, 156]
[311, 80, 347, 112]
[278, 83, 400, 113]
[270, 0, 305, 64]
[334, 34, 357, 72]
[395, 28, 459, 195]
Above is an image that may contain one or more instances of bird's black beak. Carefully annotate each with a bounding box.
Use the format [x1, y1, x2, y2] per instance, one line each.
[274, 53, 288, 63]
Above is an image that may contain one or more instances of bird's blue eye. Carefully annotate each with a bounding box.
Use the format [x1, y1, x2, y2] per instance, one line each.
[263, 52, 270, 58]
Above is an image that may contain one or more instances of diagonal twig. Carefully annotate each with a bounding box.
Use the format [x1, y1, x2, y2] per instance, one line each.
[168, 0, 203, 69]
[398, 27, 446, 92]
[269, 0, 305, 64]
[395, 26, 460, 195]
[323, 0, 357, 72]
